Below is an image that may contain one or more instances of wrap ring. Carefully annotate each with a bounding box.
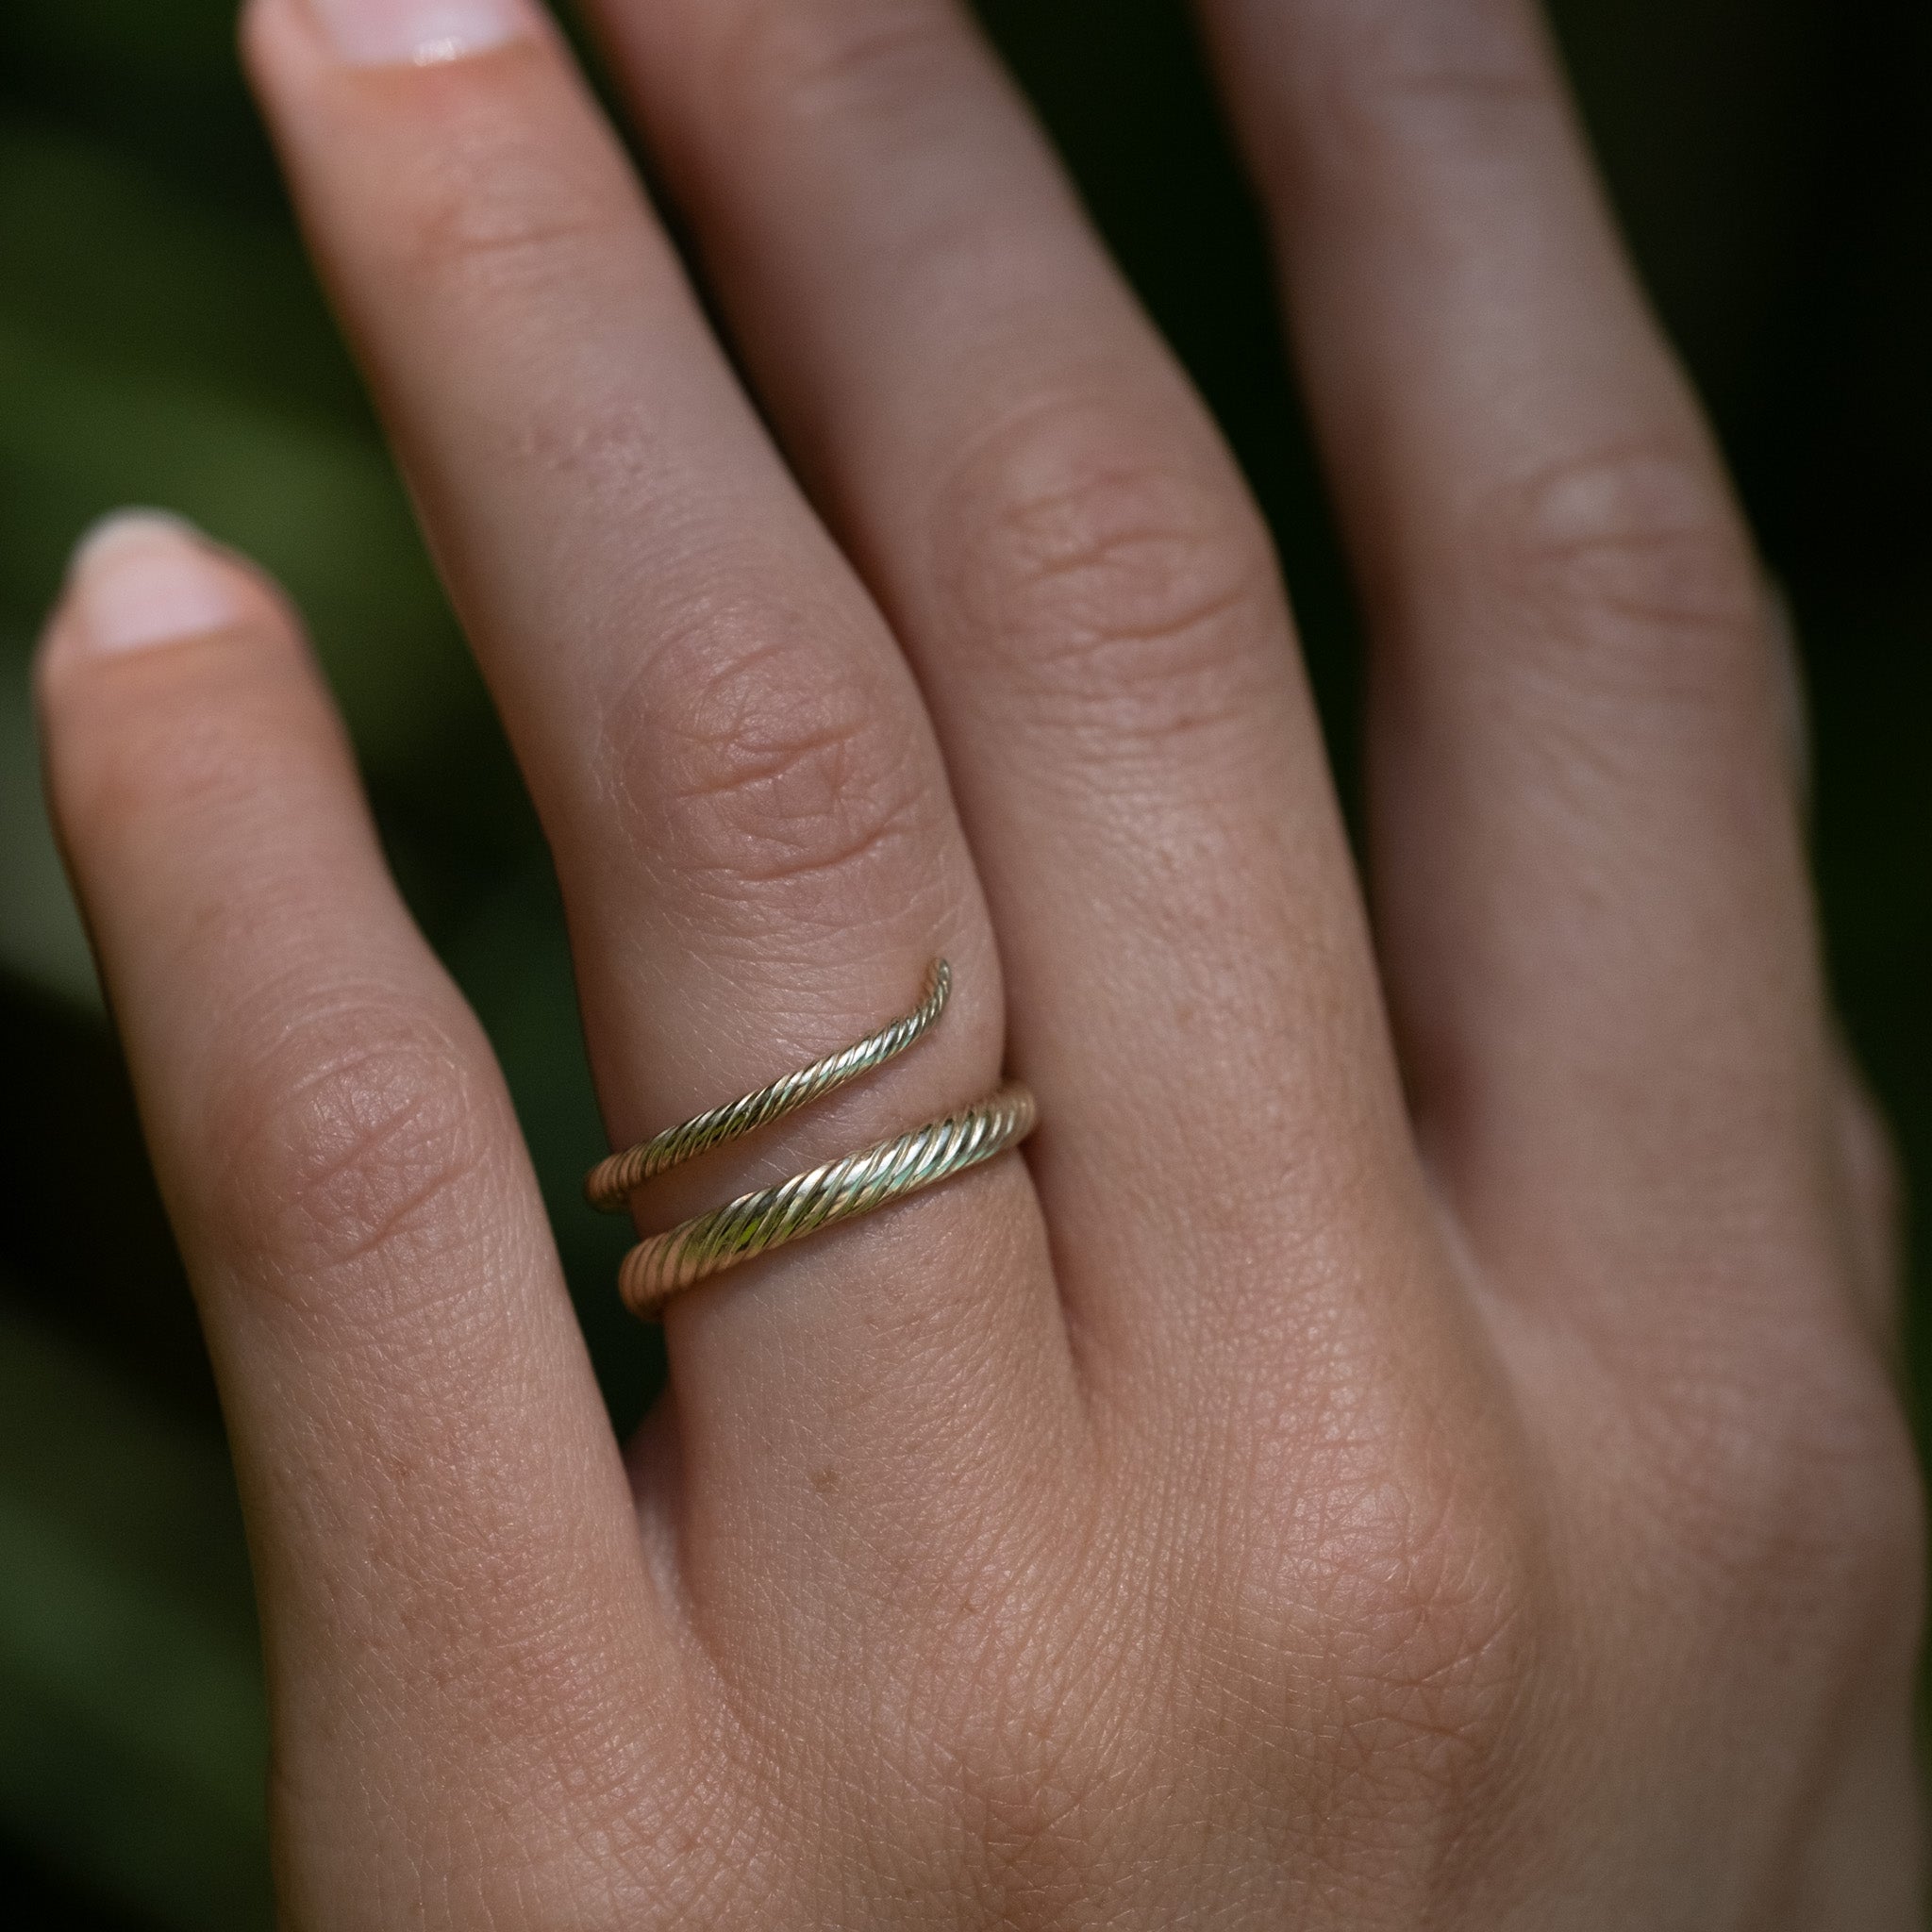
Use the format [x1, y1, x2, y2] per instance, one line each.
[585, 961, 1037, 1320]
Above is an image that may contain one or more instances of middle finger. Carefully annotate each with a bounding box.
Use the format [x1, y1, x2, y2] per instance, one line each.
[242, 0, 1080, 1572]
[583, 0, 1437, 1420]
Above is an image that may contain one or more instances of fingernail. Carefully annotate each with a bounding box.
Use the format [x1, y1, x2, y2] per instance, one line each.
[67, 512, 247, 656]
[303, 0, 538, 68]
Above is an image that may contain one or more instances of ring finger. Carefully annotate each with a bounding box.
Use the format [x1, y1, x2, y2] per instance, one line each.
[242, 0, 1079, 1584]
[580, 0, 1439, 1430]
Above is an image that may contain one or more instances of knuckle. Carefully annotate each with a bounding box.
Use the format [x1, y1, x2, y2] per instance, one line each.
[1606, 1278, 1925, 1718]
[381, 120, 635, 302]
[1212, 1381, 1542, 1822]
[50, 643, 292, 850]
[1274, 0, 1548, 175]
[715, 0, 956, 130]
[939, 395, 1283, 754]
[1295, 1462, 1538, 1801]
[939, 1702, 1113, 1922]
[897, 1563, 1125, 1920]
[1667, 1337, 1925, 1660]
[608, 608, 938, 916]
[205, 990, 501, 1306]
[1477, 440, 1767, 704]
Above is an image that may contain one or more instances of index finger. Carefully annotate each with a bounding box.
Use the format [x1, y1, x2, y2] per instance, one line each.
[35, 515, 671, 1907]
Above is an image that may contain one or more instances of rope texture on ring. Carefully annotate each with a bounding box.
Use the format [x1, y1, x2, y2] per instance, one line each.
[619, 1082, 1036, 1320]
[584, 958, 952, 1211]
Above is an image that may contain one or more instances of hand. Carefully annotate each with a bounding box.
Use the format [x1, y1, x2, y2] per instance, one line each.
[34, 0, 1924, 1924]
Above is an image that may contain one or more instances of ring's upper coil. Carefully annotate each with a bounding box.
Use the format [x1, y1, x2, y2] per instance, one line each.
[584, 958, 1035, 1321]
[584, 959, 952, 1212]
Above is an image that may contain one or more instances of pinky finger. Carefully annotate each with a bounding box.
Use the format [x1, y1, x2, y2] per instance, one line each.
[34, 514, 671, 1913]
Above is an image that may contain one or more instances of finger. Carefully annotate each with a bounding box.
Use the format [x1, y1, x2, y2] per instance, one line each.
[582, 0, 1441, 1412]
[1829, 1052, 1904, 1345]
[241, 1, 1080, 1557]
[34, 514, 670, 1910]
[1196, 0, 1846, 1324]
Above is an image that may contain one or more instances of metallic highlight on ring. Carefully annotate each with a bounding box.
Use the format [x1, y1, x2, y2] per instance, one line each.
[618, 1083, 1036, 1320]
[583, 959, 1036, 1320]
[585, 959, 952, 1211]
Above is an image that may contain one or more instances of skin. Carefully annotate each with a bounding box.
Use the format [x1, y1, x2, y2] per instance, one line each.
[31, 0, 1926, 1924]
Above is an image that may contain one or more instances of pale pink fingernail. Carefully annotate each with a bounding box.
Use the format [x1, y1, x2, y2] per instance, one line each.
[67, 512, 247, 657]
[303, 0, 538, 69]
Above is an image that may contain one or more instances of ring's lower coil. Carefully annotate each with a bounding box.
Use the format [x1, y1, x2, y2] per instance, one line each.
[618, 1080, 1036, 1320]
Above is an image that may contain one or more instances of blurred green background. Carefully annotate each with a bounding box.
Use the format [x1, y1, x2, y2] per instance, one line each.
[1, 0, 1926, 1922]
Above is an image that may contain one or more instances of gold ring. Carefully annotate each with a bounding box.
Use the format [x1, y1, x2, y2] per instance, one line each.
[585, 960, 1036, 1320]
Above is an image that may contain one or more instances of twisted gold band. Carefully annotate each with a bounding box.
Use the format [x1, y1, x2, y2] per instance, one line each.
[618, 1082, 1036, 1320]
[585, 959, 953, 1212]
[584, 959, 1036, 1320]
